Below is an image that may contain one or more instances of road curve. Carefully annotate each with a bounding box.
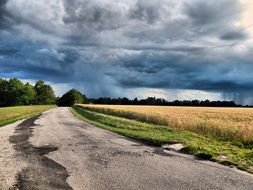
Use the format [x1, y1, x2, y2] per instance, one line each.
[0, 107, 252, 190]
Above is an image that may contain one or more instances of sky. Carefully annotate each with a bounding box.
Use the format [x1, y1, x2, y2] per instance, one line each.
[0, 0, 253, 104]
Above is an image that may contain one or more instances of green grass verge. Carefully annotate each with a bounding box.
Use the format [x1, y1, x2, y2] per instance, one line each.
[0, 105, 56, 127]
[72, 106, 253, 173]
[76, 105, 253, 148]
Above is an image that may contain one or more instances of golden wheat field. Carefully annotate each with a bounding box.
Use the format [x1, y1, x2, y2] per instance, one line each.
[79, 104, 253, 145]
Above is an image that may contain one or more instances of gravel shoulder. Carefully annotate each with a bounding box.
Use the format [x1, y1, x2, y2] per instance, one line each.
[0, 120, 28, 190]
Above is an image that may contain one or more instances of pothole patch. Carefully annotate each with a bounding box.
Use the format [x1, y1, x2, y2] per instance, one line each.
[9, 116, 72, 190]
[162, 143, 184, 152]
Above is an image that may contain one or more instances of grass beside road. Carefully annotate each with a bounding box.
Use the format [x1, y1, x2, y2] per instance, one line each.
[72, 106, 253, 173]
[0, 105, 56, 127]
[77, 104, 253, 148]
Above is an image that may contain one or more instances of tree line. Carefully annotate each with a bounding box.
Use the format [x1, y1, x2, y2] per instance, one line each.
[0, 78, 88, 107]
[89, 97, 239, 107]
[0, 77, 241, 107]
[0, 78, 56, 107]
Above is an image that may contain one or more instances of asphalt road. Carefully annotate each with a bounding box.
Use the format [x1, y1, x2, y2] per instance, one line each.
[0, 107, 252, 190]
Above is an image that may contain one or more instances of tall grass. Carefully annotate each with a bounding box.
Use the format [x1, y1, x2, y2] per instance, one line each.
[77, 105, 253, 148]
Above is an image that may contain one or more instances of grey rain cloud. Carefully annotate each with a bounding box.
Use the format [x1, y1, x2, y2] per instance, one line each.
[0, 0, 253, 104]
[128, 0, 162, 24]
[220, 30, 248, 40]
[0, 0, 12, 29]
[185, 0, 242, 26]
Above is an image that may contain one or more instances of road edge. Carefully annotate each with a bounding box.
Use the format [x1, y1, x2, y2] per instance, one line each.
[70, 107, 253, 177]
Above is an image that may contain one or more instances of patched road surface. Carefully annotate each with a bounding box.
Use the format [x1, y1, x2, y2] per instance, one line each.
[0, 107, 252, 190]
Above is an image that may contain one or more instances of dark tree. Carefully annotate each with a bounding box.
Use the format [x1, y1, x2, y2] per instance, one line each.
[0, 78, 9, 106]
[88, 97, 240, 107]
[34, 80, 56, 105]
[0, 78, 56, 107]
[57, 89, 86, 107]
[6, 78, 25, 106]
[21, 83, 37, 105]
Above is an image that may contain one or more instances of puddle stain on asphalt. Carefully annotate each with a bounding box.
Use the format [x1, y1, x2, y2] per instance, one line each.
[9, 116, 72, 190]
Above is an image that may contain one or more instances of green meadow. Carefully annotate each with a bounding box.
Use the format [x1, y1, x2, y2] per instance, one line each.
[0, 105, 55, 127]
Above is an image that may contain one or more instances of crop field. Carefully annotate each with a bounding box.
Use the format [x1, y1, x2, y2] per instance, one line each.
[77, 105, 253, 147]
[73, 105, 253, 172]
[0, 105, 56, 127]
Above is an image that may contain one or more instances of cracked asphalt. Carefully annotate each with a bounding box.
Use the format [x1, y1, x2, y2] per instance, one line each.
[0, 107, 253, 190]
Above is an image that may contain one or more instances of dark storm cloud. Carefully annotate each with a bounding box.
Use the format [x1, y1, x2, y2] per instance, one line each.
[0, 0, 8, 18]
[111, 62, 253, 91]
[185, 0, 242, 26]
[183, 0, 247, 42]
[192, 80, 253, 91]
[220, 30, 248, 40]
[0, 0, 252, 104]
[128, 0, 162, 24]
[0, 0, 12, 29]
[107, 50, 253, 99]
[63, 0, 123, 31]
[0, 46, 18, 55]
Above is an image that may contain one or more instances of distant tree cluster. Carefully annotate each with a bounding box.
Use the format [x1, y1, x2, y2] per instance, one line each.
[0, 78, 56, 107]
[57, 89, 88, 107]
[0, 77, 241, 108]
[89, 97, 239, 107]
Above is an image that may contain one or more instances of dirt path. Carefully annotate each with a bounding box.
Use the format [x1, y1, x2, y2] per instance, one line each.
[0, 107, 253, 190]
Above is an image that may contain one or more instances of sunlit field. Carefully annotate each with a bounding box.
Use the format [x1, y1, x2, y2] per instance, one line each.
[0, 105, 55, 127]
[78, 105, 253, 147]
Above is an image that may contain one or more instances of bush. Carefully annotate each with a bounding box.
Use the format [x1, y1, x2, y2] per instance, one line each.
[57, 89, 87, 107]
